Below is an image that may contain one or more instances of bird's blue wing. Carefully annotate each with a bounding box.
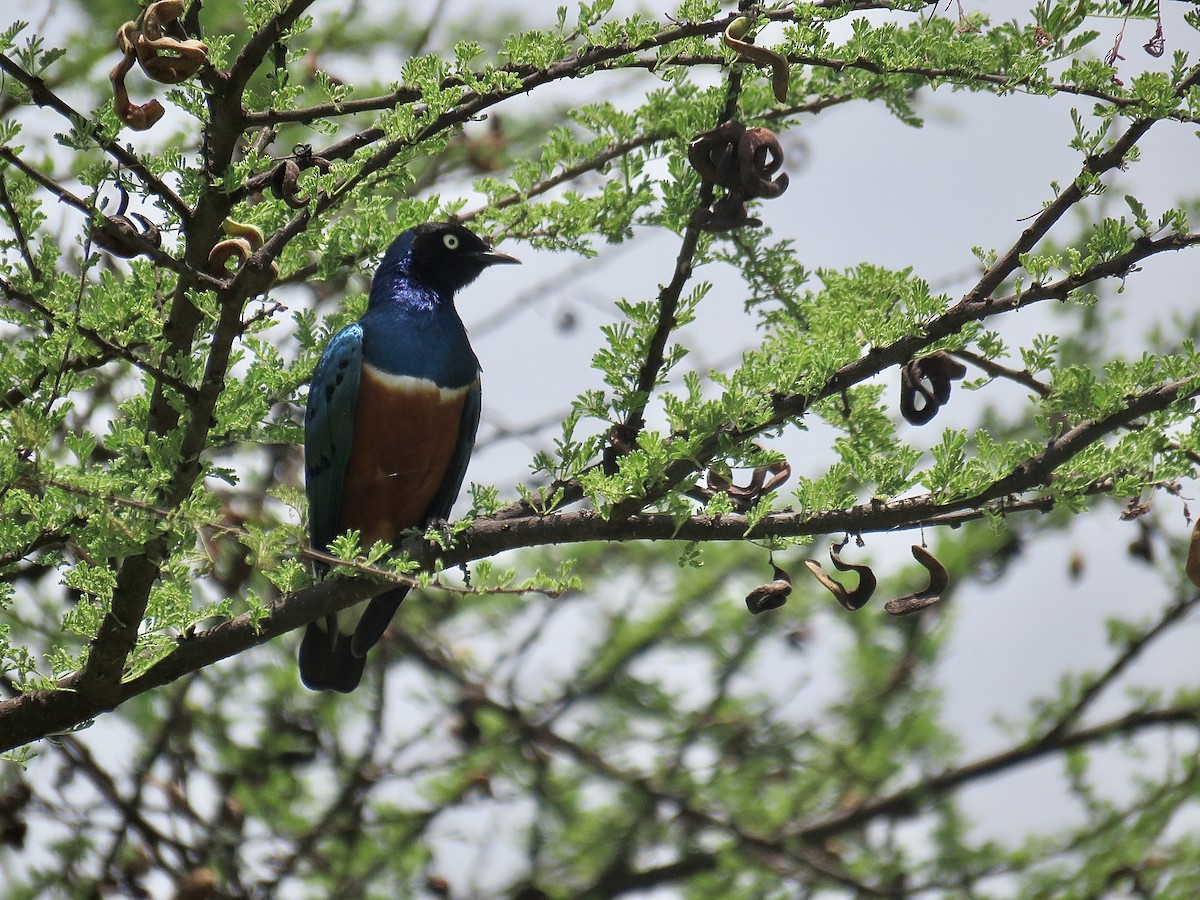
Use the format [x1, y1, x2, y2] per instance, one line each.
[301, 323, 367, 692]
[349, 379, 481, 658]
[304, 323, 364, 562]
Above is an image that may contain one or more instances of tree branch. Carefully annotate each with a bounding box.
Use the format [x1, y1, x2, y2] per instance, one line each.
[3, 368, 1196, 751]
[794, 703, 1200, 843]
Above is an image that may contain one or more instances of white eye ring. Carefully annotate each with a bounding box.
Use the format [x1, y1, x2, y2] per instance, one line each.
[443, 233, 460, 250]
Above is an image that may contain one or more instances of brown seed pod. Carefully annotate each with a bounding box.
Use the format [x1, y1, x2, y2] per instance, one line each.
[134, 0, 208, 84]
[208, 237, 253, 274]
[883, 545, 949, 616]
[93, 212, 161, 258]
[739, 127, 789, 199]
[269, 158, 306, 208]
[109, 51, 165, 131]
[697, 454, 791, 510]
[140, 0, 185, 40]
[268, 143, 334, 207]
[135, 34, 209, 84]
[688, 122, 789, 200]
[92, 181, 162, 257]
[688, 120, 745, 190]
[697, 194, 759, 232]
[805, 541, 876, 612]
[688, 121, 788, 232]
[110, 1, 207, 131]
[746, 563, 792, 614]
[1186, 519, 1200, 589]
[722, 17, 790, 103]
[293, 143, 333, 173]
[899, 352, 968, 425]
[602, 423, 638, 475]
[208, 216, 279, 285]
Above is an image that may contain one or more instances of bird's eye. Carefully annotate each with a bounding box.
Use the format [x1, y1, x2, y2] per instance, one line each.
[443, 234, 460, 251]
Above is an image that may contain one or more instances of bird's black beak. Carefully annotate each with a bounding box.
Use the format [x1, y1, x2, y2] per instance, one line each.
[477, 248, 521, 266]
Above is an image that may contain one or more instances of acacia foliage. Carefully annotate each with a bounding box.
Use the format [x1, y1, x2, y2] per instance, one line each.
[2, 0, 1200, 896]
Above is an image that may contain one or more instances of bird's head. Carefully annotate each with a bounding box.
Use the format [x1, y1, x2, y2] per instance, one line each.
[374, 222, 520, 302]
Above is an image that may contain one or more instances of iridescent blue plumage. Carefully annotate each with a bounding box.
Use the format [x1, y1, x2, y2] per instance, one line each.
[301, 222, 518, 692]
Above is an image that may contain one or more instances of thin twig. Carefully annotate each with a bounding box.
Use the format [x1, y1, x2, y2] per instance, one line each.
[0, 168, 41, 281]
[0, 54, 189, 218]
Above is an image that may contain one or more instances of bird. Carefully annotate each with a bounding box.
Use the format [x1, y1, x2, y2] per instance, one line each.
[300, 221, 519, 692]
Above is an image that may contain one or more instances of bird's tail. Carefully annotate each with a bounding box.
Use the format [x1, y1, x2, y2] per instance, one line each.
[298, 621, 365, 693]
[298, 587, 410, 692]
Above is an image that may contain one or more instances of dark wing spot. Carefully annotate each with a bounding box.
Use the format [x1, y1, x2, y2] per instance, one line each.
[325, 384, 336, 402]
[307, 451, 336, 476]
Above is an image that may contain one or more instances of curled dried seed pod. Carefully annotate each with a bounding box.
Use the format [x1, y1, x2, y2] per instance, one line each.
[721, 466, 761, 505]
[704, 467, 731, 495]
[746, 563, 791, 614]
[697, 195, 759, 232]
[759, 459, 792, 494]
[722, 17, 790, 102]
[270, 158, 307, 208]
[293, 143, 333, 172]
[270, 145, 333, 207]
[884, 593, 939, 616]
[703, 455, 792, 509]
[688, 122, 788, 231]
[924, 352, 967, 400]
[899, 351, 968, 425]
[215, 252, 279, 292]
[687, 121, 745, 189]
[804, 559, 848, 608]
[209, 217, 278, 286]
[602, 424, 638, 475]
[883, 545, 948, 616]
[1186, 519, 1200, 589]
[116, 20, 139, 54]
[109, 51, 164, 131]
[1144, 22, 1164, 58]
[115, 0, 208, 104]
[739, 127, 788, 199]
[135, 35, 209, 84]
[805, 547, 875, 612]
[140, 0, 186, 40]
[208, 237, 253, 274]
[827, 543, 877, 611]
[92, 212, 161, 258]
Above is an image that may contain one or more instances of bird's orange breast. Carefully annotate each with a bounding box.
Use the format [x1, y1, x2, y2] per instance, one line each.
[339, 365, 471, 546]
